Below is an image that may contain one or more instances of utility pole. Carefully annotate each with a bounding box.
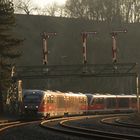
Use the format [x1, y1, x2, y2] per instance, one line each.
[110, 30, 127, 64]
[41, 32, 56, 90]
[41, 32, 56, 65]
[81, 32, 97, 65]
[0, 56, 3, 113]
[136, 74, 139, 113]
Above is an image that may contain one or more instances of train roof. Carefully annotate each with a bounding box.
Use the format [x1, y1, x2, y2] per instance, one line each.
[22, 89, 45, 96]
[23, 89, 44, 93]
[86, 94, 137, 98]
[65, 92, 86, 97]
[23, 89, 85, 96]
[43, 91, 86, 97]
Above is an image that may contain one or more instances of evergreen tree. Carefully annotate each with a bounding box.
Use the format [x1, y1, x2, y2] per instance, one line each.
[0, 0, 22, 113]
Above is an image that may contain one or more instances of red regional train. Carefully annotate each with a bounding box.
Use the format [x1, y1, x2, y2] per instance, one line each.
[22, 89, 139, 118]
[86, 94, 139, 114]
[22, 89, 87, 118]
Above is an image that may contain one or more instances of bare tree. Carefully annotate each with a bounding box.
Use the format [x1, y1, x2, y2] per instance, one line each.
[45, 2, 58, 16]
[12, 0, 65, 17]
[64, 0, 140, 23]
[40, 2, 65, 17]
[131, 0, 140, 22]
[65, 0, 89, 19]
[13, 0, 39, 15]
[57, 5, 66, 17]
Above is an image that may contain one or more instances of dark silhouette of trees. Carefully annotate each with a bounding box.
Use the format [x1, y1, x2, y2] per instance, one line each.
[0, 0, 22, 113]
[65, 0, 140, 23]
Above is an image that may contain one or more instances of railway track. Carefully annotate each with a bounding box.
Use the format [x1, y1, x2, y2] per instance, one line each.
[40, 115, 140, 140]
[101, 115, 140, 129]
[1, 114, 140, 140]
[0, 119, 41, 133]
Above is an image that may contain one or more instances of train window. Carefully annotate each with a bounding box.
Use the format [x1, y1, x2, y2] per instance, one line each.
[79, 97, 85, 104]
[84, 98, 87, 104]
[86, 95, 92, 105]
[43, 99, 47, 105]
[51, 96, 54, 103]
[131, 98, 137, 103]
[47, 96, 54, 103]
[47, 96, 50, 103]
[90, 99, 94, 105]
[90, 98, 104, 105]
[106, 98, 116, 108]
[95, 98, 104, 104]
[57, 96, 65, 108]
[24, 95, 41, 102]
[118, 98, 129, 108]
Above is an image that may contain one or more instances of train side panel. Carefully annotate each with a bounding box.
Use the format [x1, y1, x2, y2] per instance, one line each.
[39, 91, 88, 117]
[87, 94, 139, 114]
[65, 93, 88, 115]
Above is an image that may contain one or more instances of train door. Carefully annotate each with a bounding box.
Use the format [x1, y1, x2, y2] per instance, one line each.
[79, 96, 88, 114]
[72, 96, 78, 114]
[56, 94, 65, 116]
[89, 97, 105, 113]
[65, 95, 70, 116]
[117, 97, 130, 112]
[45, 94, 55, 117]
[130, 97, 137, 109]
[94, 97, 104, 110]
[69, 95, 75, 114]
[105, 97, 117, 112]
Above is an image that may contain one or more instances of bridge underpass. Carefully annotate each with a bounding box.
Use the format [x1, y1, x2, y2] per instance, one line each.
[6, 62, 139, 114]
[11, 63, 137, 93]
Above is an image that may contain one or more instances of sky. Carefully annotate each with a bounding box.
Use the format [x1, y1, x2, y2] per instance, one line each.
[34, 0, 67, 7]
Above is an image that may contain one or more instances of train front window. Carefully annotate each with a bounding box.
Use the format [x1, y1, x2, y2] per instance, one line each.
[24, 95, 41, 102]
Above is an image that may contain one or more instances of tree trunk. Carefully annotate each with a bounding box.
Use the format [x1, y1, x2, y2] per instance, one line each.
[0, 84, 3, 113]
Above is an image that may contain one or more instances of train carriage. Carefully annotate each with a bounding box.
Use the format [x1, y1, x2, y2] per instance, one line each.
[116, 95, 138, 112]
[22, 89, 44, 116]
[86, 94, 117, 113]
[87, 94, 139, 114]
[65, 92, 88, 115]
[22, 90, 140, 118]
[22, 89, 88, 118]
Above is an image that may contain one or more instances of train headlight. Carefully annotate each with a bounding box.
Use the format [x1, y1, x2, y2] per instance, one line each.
[36, 106, 38, 108]
[25, 106, 27, 108]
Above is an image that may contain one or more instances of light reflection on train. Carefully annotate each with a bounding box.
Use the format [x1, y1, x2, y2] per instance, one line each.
[22, 89, 139, 118]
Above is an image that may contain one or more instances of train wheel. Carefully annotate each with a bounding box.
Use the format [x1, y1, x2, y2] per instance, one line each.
[64, 112, 68, 117]
[45, 113, 50, 119]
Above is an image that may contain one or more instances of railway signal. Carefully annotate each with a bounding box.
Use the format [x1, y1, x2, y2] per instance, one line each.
[81, 31, 97, 65]
[110, 30, 127, 64]
[41, 32, 56, 65]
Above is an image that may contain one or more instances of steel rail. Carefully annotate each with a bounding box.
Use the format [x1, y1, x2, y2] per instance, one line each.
[40, 115, 140, 140]
[101, 116, 140, 129]
[60, 116, 140, 140]
[0, 120, 40, 133]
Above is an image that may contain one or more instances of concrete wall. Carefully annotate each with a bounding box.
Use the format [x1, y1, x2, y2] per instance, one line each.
[14, 14, 140, 93]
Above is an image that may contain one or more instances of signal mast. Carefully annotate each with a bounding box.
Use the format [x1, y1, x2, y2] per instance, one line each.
[41, 32, 56, 65]
[81, 31, 97, 65]
[110, 30, 127, 64]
